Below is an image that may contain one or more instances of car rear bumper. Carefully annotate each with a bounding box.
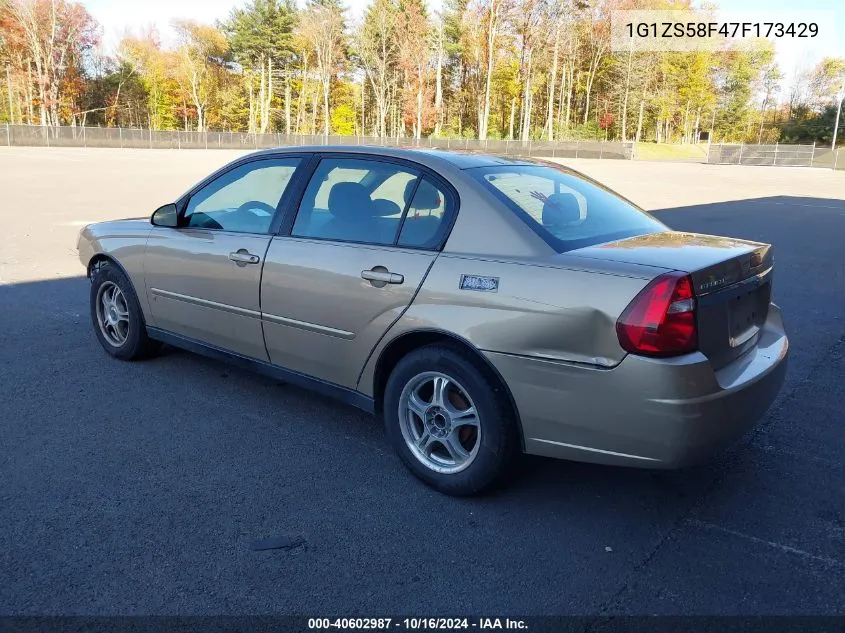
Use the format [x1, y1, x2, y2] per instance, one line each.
[483, 304, 789, 468]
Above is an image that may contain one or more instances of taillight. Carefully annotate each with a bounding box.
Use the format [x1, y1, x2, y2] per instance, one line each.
[616, 271, 698, 357]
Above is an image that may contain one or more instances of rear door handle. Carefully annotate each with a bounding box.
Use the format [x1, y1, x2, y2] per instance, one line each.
[228, 250, 261, 265]
[361, 269, 404, 285]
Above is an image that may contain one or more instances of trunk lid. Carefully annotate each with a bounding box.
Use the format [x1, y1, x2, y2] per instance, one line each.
[569, 231, 774, 369]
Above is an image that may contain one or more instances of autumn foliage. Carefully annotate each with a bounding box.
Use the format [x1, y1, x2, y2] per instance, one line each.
[1, 0, 843, 145]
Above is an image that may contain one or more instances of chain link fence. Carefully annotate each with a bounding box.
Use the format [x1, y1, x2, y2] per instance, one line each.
[2, 124, 635, 160]
[707, 142, 844, 170]
[5, 125, 843, 168]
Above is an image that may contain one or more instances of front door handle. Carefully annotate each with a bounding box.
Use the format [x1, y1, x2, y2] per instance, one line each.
[361, 268, 404, 285]
[228, 250, 261, 265]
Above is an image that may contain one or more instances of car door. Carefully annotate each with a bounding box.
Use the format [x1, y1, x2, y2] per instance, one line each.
[144, 156, 304, 360]
[261, 155, 456, 388]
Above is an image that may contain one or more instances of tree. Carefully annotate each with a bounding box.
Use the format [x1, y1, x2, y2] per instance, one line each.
[220, 0, 297, 134]
[473, 0, 502, 140]
[299, 0, 346, 136]
[397, 0, 431, 138]
[171, 19, 228, 132]
[355, 0, 398, 137]
[3, 0, 98, 127]
[118, 30, 180, 129]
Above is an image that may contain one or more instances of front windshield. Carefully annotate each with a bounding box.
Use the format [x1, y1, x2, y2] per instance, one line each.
[470, 164, 667, 252]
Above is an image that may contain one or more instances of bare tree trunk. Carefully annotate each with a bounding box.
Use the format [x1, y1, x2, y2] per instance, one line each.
[564, 65, 573, 129]
[479, 0, 498, 141]
[311, 89, 318, 135]
[322, 79, 330, 137]
[556, 61, 566, 133]
[434, 17, 444, 136]
[285, 68, 292, 135]
[621, 46, 634, 142]
[26, 62, 34, 125]
[263, 57, 273, 133]
[546, 26, 560, 141]
[258, 62, 266, 133]
[248, 76, 256, 133]
[34, 59, 47, 126]
[635, 98, 645, 143]
[693, 106, 701, 143]
[583, 72, 594, 125]
[509, 97, 516, 139]
[757, 91, 771, 144]
[5, 64, 15, 124]
[360, 77, 366, 136]
[520, 48, 533, 142]
[416, 67, 423, 139]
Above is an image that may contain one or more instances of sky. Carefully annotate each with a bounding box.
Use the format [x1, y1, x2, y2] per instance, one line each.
[83, 0, 844, 89]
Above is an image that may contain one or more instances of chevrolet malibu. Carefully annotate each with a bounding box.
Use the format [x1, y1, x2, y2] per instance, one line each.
[77, 147, 788, 495]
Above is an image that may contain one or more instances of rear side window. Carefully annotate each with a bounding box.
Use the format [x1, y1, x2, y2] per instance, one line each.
[470, 165, 666, 252]
[291, 157, 453, 249]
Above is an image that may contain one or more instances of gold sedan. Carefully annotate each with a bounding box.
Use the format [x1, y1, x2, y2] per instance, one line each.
[78, 147, 788, 495]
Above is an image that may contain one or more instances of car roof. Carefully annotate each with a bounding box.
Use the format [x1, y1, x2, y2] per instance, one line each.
[250, 145, 538, 170]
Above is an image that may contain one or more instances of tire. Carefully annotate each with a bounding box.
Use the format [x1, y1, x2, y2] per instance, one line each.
[383, 344, 520, 496]
[89, 260, 158, 361]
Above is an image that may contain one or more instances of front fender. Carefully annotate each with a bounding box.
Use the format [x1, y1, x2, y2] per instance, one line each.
[76, 221, 154, 324]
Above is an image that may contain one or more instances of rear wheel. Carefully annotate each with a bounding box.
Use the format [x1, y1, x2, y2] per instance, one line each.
[90, 260, 158, 361]
[384, 345, 519, 496]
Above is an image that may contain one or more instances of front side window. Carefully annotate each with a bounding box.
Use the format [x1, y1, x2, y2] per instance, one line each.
[291, 158, 451, 249]
[183, 158, 301, 234]
[470, 164, 666, 252]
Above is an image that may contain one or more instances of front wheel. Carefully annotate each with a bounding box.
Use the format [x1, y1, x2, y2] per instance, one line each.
[90, 261, 158, 361]
[383, 345, 519, 496]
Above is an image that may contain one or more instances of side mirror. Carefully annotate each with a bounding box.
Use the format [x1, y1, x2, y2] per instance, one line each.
[151, 203, 178, 228]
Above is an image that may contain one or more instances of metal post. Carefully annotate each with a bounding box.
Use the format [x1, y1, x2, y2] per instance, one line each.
[119, 127, 123, 149]
[599, 141, 603, 160]
[738, 143, 743, 164]
[82, 125, 86, 148]
[149, 127, 152, 149]
[575, 140, 579, 159]
[5, 123, 10, 147]
[835, 148, 840, 171]
[773, 142, 778, 166]
[811, 141, 816, 168]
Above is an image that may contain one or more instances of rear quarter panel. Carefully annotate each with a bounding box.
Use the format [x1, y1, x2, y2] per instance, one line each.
[357, 254, 667, 396]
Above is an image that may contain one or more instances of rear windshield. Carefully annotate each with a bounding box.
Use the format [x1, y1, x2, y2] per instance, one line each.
[470, 164, 666, 252]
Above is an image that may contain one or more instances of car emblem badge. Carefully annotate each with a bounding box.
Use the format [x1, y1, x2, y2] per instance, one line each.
[460, 275, 499, 293]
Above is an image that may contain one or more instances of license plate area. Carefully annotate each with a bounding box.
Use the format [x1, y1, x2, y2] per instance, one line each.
[728, 281, 770, 348]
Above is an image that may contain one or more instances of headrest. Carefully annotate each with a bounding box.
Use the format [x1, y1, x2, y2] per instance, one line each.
[372, 199, 402, 217]
[328, 182, 374, 222]
[542, 192, 581, 227]
[404, 179, 442, 211]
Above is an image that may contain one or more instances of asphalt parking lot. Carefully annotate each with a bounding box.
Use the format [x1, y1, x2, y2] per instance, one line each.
[1, 148, 844, 616]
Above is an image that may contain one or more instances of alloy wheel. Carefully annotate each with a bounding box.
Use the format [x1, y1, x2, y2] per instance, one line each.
[398, 371, 481, 474]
